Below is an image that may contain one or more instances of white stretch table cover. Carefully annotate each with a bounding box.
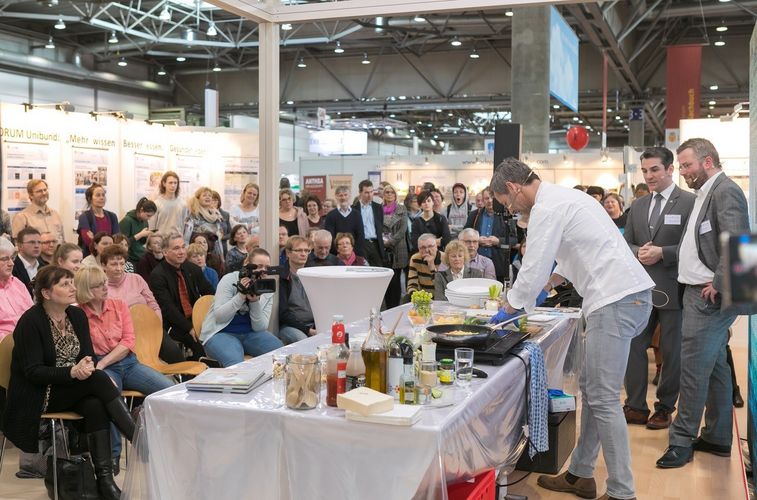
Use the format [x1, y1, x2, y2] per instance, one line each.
[296, 266, 393, 333]
[122, 304, 579, 500]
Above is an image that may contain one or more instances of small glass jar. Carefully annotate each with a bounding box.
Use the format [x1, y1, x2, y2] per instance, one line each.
[286, 354, 320, 410]
[438, 359, 454, 385]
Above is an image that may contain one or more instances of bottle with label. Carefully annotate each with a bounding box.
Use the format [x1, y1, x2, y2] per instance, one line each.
[326, 315, 349, 407]
[399, 354, 416, 405]
[346, 339, 366, 391]
[386, 339, 403, 399]
[361, 307, 388, 393]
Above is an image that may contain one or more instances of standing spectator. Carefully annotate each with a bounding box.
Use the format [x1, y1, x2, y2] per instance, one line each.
[278, 236, 316, 344]
[39, 232, 58, 265]
[11, 179, 65, 243]
[136, 233, 164, 282]
[324, 186, 365, 257]
[12, 227, 45, 297]
[0, 209, 12, 240]
[411, 190, 451, 253]
[149, 171, 187, 235]
[82, 232, 113, 268]
[54, 243, 84, 273]
[0, 237, 33, 341]
[278, 226, 289, 266]
[586, 185, 605, 202]
[187, 243, 219, 290]
[149, 231, 215, 360]
[446, 182, 473, 237]
[210, 190, 232, 255]
[382, 184, 409, 308]
[229, 183, 260, 235]
[225, 225, 250, 274]
[458, 228, 497, 280]
[431, 189, 445, 215]
[306, 230, 342, 267]
[407, 233, 443, 296]
[77, 183, 120, 256]
[200, 248, 283, 366]
[304, 197, 324, 230]
[279, 188, 308, 237]
[474, 192, 484, 209]
[185, 187, 226, 263]
[434, 241, 483, 300]
[634, 183, 650, 201]
[321, 198, 336, 215]
[335, 233, 367, 266]
[355, 180, 385, 266]
[603, 193, 627, 231]
[119, 198, 157, 264]
[464, 187, 516, 283]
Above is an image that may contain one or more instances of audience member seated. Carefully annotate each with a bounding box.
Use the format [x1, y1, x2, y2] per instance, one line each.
[335, 232, 367, 266]
[0, 237, 33, 341]
[111, 234, 135, 273]
[54, 243, 84, 273]
[149, 231, 214, 360]
[101, 245, 184, 363]
[278, 226, 289, 266]
[12, 227, 46, 297]
[200, 248, 283, 367]
[82, 232, 114, 268]
[433, 240, 483, 300]
[188, 243, 219, 290]
[305, 196, 324, 230]
[411, 190, 451, 253]
[458, 228, 496, 280]
[75, 266, 173, 473]
[278, 236, 316, 344]
[407, 233, 444, 297]
[189, 231, 224, 277]
[3, 266, 135, 500]
[39, 232, 58, 265]
[224, 224, 250, 274]
[306, 230, 342, 267]
[119, 197, 157, 264]
[77, 183, 120, 256]
[136, 232, 164, 282]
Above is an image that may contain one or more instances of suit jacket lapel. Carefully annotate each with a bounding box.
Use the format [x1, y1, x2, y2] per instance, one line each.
[693, 173, 725, 255]
[637, 194, 653, 241]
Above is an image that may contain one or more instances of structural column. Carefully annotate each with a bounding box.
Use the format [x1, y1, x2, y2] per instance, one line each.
[750, 21, 757, 230]
[258, 22, 280, 254]
[511, 6, 551, 154]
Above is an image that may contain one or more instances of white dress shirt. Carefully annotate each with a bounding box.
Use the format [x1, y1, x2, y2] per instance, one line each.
[507, 182, 654, 316]
[18, 254, 40, 280]
[677, 171, 722, 285]
[360, 202, 377, 239]
[647, 181, 676, 221]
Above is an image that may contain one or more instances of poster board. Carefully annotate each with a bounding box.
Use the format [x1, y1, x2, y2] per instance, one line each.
[303, 175, 326, 201]
[328, 174, 352, 199]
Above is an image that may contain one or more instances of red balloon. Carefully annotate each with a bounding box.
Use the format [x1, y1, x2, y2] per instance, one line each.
[566, 126, 589, 151]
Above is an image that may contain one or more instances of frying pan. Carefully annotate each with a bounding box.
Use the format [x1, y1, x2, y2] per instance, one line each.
[428, 315, 527, 347]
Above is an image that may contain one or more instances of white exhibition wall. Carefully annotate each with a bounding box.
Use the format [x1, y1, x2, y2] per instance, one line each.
[0, 103, 258, 243]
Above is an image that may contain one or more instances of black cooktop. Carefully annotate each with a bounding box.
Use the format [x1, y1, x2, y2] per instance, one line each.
[434, 330, 530, 366]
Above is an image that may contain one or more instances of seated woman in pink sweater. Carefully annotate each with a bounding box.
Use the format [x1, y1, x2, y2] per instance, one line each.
[0, 237, 33, 341]
[99, 245, 184, 363]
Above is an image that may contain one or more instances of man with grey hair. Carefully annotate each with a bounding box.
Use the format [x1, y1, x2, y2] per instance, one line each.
[407, 233, 443, 296]
[306, 230, 342, 267]
[458, 228, 496, 280]
[490, 157, 654, 500]
[656, 138, 752, 468]
[324, 185, 366, 257]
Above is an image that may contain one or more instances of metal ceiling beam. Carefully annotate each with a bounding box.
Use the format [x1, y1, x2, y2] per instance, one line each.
[302, 47, 360, 101]
[616, 0, 665, 44]
[393, 47, 445, 98]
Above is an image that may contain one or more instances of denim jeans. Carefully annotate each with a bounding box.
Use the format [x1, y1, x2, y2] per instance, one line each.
[204, 330, 284, 367]
[277, 326, 308, 345]
[568, 289, 652, 500]
[98, 352, 175, 457]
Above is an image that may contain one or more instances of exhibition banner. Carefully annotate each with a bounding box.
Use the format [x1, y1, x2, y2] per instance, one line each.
[303, 175, 326, 201]
[328, 174, 352, 199]
[549, 6, 579, 112]
[665, 45, 701, 128]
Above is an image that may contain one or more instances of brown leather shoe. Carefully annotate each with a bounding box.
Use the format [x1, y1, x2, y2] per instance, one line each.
[646, 409, 673, 430]
[597, 494, 637, 500]
[537, 471, 597, 499]
[623, 405, 649, 425]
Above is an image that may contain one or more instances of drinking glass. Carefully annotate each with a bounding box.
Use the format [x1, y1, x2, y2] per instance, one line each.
[316, 345, 331, 408]
[271, 354, 287, 406]
[454, 347, 474, 389]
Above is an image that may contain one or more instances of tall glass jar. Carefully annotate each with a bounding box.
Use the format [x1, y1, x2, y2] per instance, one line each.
[286, 354, 320, 410]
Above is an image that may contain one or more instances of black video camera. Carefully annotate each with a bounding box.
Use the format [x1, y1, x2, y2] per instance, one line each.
[235, 264, 282, 296]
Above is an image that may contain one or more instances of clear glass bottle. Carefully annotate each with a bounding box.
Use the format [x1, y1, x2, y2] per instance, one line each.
[361, 307, 388, 393]
[346, 339, 366, 391]
[386, 340, 403, 399]
[399, 356, 416, 405]
[326, 315, 349, 407]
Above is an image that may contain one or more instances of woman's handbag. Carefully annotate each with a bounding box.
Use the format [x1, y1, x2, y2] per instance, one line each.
[44, 454, 99, 500]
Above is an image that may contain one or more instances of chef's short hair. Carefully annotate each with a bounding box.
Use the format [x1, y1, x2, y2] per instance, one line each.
[491, 158, 539, 195]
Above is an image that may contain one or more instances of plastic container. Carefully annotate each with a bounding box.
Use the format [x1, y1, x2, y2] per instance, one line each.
[446, 469, 496, 500]
[431, 306, 465, 325]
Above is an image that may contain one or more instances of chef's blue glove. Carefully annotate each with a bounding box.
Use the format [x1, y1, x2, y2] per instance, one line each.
[489, 308, 521, 327]
[535, 289, 549, 307]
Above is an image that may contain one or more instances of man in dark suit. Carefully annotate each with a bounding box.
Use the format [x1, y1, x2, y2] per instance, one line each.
[354, 179, 385, 266]
[463, 187, 517, 283]
[149, 231, 214, 360]
[12, 227, 46, 297]
[324, 186, 365, 257]
[657, 138, 751, 468]
[623, 147, 695, 430]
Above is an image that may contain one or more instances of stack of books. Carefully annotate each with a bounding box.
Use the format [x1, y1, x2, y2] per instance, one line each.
[186, 368, 270, 394]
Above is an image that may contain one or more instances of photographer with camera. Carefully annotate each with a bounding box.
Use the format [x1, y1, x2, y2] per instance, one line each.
[199, 248, 283, 367]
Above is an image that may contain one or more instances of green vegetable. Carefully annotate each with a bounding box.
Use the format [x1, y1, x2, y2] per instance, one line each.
[431, 388, 442, 399]
[488, 284, 502, 300]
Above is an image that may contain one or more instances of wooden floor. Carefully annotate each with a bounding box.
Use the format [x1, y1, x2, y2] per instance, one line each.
[0, 319, 750, 500]
[508, 316, 751, 500]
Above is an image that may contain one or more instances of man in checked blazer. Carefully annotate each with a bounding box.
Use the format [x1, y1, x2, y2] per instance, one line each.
[657, 138, 752, 468]
[623, 147, 695, 431]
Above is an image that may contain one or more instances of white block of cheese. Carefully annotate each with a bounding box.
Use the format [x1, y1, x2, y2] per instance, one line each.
[337, 387, 394, 416]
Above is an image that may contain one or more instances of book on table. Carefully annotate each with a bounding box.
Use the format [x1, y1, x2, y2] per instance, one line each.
[186, 368, 270, 394]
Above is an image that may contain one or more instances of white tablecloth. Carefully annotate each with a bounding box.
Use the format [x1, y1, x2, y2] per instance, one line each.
[122, 304, 579, 500]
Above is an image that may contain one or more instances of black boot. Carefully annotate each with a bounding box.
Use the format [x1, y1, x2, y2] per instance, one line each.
[105, 397, 135, 442]
[87, 430, 121, 500]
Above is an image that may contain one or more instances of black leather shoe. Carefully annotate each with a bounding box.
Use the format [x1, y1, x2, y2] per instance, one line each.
[656, 446, 693, 468]
[733, 386, 744, 408]
[693, 437, 731, 457]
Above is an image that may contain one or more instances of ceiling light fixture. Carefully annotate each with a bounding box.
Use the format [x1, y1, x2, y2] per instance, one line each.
[716, 24, 728, 32]
[281, 23, 293, 31]
[45, 36, 55, 49]
[361, 53, 371, 65]
[207, 23, 217, 37]
[398, 96, 406, 100]
[714, 37, 725, 47]
[159, 6, 171, 21]
[375, 16, 384, 33]
[505, 10, 514, 17]
[334, 41, 344, 54]
[185, 28, 195, 42]
[176, 55, 186, 62]
[552, 104, 560, 109]
[157, 67, 167, 76]
[450, 36, 462, 47]
[413, 15, 425, 22]
[708, 100, 716, 105]
[286, 100, 294, 105]
[297, 57, 306, 68]
[117, 57, 127, 67]
[572, 116, 579, 121]
[709, 84, 719, 90]
[212, 63, 221, 72]
[108, 31, 118, 44]
[54, 16, 65, 30]
[469, 48, 480, 59]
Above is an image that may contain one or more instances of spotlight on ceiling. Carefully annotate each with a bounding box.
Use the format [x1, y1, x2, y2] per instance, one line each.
[450, 36, 462, 47]
[505, 10, 514, 17]
[54, 16, 65, 30]
[207, 23, 217, 37]
[413, 14, 425, 22]
[108, 31, 118, 44]
[469, 48, 479, 59]
[281, 23, 293, 31]
[117, 57, 127, 67]
[45, 36, 55, 49]
[361, 53, 371, 65]
[297, 57, 306, 68]
[159, 6, 171, 21]
[157, 67, 167, 76]
[176, 55, 186, 62]
[212, 63, 221, 72]
[334, 41, 344, 54]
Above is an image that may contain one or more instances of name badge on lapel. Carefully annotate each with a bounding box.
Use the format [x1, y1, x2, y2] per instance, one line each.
[699, 220, 712, 235]
[664, 214, 681, 225]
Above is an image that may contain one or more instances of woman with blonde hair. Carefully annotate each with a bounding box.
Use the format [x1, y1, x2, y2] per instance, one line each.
[433, 240, 483, 300]
[185, 186, 225, 261]
[54, 242, 84, 273]
[230, 183, 260, 234]
[278, 188, 308, 237]
[382, 183, 409, 308]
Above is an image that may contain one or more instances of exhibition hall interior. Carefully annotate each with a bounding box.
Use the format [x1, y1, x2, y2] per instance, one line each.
[0, 0, 755, 499]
